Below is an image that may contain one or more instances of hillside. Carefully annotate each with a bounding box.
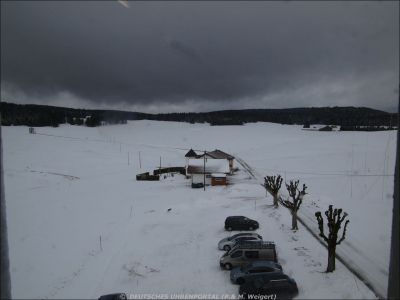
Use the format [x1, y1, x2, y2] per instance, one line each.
[1, 101, 398, 127]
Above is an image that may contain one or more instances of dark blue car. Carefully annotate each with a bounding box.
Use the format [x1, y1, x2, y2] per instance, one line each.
[230, 260, 283, 284]
[98, 293, 127, 300]
[239, 275, 298, 299]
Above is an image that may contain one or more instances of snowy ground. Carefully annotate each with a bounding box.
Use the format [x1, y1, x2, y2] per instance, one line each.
[2, 121, 396, 299]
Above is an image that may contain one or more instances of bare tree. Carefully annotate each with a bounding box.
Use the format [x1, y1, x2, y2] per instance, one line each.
[280, 180, 307, 230]
[315, 205, 350, 272]
[264, 175, 283, 208]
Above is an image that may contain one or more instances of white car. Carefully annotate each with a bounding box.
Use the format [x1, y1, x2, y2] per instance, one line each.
[218, 233, 263, 251]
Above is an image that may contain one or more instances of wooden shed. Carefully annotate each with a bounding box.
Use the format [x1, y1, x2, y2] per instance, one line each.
[211, 173, 227, 186]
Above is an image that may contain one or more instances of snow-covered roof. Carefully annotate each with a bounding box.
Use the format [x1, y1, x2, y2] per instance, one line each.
[211, 173, 226, 178]
[185, 149, 199, 158]
[187, 159, 230, 174]
[198, 149, 235, 160]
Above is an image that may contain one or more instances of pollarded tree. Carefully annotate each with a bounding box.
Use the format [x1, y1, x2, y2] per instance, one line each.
[264, 175, 283, 208]
[315, 205, 350, 272]
[280, 180, 307, 230]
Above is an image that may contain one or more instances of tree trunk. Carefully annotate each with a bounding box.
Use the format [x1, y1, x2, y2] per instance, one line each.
[327, 244, 336, 272]
[273, 194, 279, 208]
[291, 210, 298, 230]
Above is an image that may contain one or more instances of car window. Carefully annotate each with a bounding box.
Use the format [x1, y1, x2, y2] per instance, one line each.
[265, 279, 290, 289]
[254, 267, 275, 273]
[231, 250, 242, 258]
[248, 269, 260, 273]
[244, 251, 259, 258]
[261, 251, 274, 260]
[238, 236, 253, 241]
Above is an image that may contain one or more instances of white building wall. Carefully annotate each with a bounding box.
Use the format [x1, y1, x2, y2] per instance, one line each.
[192, 174, 211, 185]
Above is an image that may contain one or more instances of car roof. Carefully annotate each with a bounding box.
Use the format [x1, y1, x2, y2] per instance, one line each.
[231, 233, 259, 238]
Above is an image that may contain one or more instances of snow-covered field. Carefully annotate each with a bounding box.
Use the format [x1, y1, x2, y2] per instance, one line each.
[2, 121, 396, 299]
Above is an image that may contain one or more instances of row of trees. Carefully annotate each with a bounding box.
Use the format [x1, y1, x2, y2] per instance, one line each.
[145, 107, 398, 127]
[264, 175, 349, 273]
[0, 102, 132, 127]
[2, 102, 397, 127]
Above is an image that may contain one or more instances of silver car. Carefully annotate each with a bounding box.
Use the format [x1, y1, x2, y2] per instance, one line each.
[218, 233, 263, 251]
[219, 242, 278, 270]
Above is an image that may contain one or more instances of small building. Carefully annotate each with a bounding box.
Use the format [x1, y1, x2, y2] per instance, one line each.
[211, 173, 227, 186]
[186, 158, 230, 187]
[197, 149, 235, 173]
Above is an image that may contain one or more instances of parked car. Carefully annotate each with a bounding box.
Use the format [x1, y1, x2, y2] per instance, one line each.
[98, 293, 127, 300]
[218, 233, 263, 251]
[225, 216, 259, 231]
[238, 276, 299, 299]
[191, 182, 204, 188]
[230, 260, 283, 284]
[219, 241, 277, 270]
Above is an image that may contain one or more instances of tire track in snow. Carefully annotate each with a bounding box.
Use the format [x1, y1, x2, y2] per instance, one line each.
[235, 155, 384, 299]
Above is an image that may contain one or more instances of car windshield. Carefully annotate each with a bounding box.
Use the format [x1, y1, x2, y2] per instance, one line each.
[228, 233, 247, 241]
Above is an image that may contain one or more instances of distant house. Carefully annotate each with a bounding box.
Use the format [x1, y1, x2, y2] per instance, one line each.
[186, 159, 230, 187]
[197, 149, 235, 174]
[319, 126, 333, 131]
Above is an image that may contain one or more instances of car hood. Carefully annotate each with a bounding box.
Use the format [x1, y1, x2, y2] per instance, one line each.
[230, 266, 244, 280]
[218, 237, 229, 244]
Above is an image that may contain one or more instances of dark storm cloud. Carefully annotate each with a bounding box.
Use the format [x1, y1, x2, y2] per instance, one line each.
[168, 38, 202, 63]
[1, 1, 398, 112]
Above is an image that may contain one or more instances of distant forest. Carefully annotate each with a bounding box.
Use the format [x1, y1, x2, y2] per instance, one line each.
[0, 102, 398, 129]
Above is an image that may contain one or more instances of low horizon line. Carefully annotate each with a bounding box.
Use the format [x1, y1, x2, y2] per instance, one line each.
[1, 101, 397, 115]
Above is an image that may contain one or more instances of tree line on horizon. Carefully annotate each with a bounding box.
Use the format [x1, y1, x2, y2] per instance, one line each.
[0, 101, 397, 129]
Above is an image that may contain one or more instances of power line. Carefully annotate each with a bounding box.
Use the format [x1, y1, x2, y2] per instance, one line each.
[257, 168, 394, 177]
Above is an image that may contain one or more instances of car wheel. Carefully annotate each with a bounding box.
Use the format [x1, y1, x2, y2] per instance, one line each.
[223, 245, 231, 251]
[224, 263, 232, 270]
[227, 227, 233, 231]
[237, 278, 245, 285]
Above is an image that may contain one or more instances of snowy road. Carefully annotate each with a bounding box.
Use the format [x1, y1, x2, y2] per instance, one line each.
[235, 155, 390, 298]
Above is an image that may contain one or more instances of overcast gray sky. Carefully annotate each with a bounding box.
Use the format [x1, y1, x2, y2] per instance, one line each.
[1, 1, 398, 113]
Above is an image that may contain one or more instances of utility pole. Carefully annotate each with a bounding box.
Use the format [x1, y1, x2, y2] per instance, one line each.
[139, 151, 141, 169]
[203, 150, 206, 191]
[1, 115, 12, 299]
